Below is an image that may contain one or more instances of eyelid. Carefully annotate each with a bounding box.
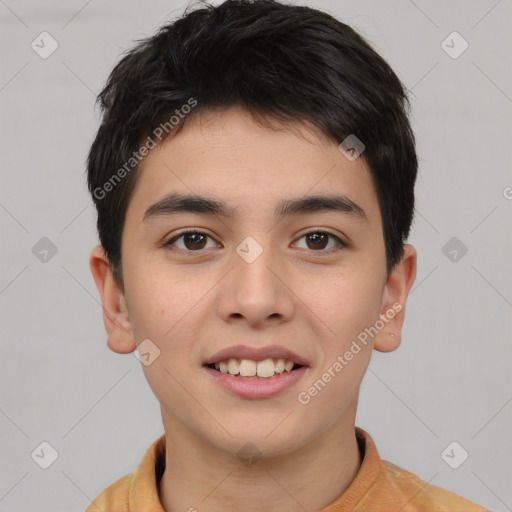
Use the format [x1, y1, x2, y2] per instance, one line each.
[293, 228, 348, 250]
[164, 227, 348, 251]
[164, 228, 218, 247]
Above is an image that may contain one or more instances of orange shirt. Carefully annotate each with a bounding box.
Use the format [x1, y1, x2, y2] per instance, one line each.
[85, 427, 489, 511]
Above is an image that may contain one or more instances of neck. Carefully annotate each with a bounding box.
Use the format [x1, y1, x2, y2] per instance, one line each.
[158, 413, 362, 512]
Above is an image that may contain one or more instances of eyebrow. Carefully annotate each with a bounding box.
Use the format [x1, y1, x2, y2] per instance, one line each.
[143, 192, 368, 223]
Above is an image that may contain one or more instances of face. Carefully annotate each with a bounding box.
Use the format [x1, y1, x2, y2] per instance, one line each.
[91, 107, 416, 458]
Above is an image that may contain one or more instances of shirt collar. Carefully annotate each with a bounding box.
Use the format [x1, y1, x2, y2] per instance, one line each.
[128, 426, 382, 511]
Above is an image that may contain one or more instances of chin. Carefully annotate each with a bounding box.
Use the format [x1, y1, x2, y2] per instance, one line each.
[212, 415, 308, 454]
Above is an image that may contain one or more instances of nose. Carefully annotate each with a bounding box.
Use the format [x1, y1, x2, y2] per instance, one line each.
[216, 238, 295, 328]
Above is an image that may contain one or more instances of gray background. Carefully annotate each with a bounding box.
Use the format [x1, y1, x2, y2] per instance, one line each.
[1, 0, 511, 511]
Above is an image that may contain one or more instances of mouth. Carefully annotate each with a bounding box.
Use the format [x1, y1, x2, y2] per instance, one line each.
[204, 359, 305, 379]
[202, 345, 309, 398]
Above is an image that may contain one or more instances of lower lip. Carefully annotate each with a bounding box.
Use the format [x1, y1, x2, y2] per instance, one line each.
[203, 366, 308, 399]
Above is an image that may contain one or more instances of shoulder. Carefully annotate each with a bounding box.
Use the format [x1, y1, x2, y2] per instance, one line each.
[84, 473, 133, 512]
[379, 460, 490, 511]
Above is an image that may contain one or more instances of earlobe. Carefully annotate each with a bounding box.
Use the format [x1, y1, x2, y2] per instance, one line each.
[89, 245, 137, 354]
[373, 244, 417, 353]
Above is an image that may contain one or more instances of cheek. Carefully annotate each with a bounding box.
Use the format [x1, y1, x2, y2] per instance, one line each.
[311, 269, 383, 342]
[125, 263, 201, 343]
[299, 279, 380, 414]
[127, 269, 207, 394]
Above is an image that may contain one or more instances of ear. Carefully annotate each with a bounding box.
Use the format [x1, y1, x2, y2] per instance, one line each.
[373, 244, 417, 353]
[89, 245, 136, 354]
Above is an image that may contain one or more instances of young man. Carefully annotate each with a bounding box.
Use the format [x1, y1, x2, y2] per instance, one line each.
[86, 0, 488, 510]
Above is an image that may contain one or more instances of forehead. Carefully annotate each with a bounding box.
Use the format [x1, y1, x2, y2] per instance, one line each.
[126, 108, 381, 228]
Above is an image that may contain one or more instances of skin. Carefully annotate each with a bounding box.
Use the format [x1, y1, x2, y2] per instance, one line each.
[90, 106, 417, 512]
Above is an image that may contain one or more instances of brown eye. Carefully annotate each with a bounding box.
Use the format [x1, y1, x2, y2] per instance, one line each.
[305, 232, 329, 250]
[294, 230, 346, 252]
[182, 233, 207, 250]
[165, 231, 216, 251]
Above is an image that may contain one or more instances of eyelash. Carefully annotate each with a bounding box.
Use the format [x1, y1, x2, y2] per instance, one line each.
[163, 228, 348, 254]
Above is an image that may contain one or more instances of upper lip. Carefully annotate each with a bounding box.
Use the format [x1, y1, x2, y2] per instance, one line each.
[204, 344, 310, 366]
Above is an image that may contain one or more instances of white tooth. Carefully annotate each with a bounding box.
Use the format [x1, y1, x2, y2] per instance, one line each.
[219, 361, 228, 374]
[256, 359, 276, 378]
[275, 359, 285, 373]
[284, 360, 294, 372]
[239, 359, 257, 377]
[214, 363, 220, 371]
[227, 358, 240, 375]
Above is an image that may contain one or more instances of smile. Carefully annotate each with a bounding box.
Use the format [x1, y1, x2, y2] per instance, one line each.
[207, 357, 303, 379]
